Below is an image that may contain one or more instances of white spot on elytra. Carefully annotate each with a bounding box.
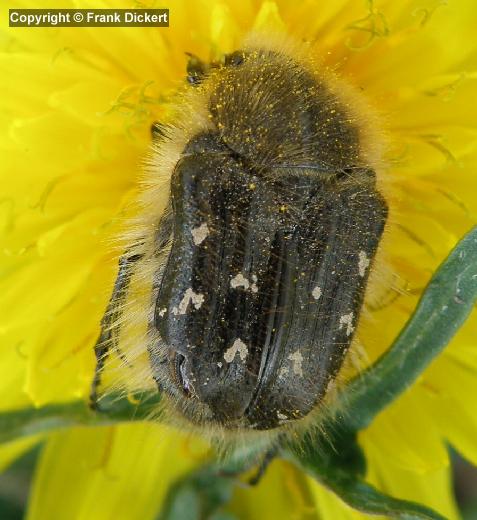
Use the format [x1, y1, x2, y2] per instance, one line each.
[288, 350, 304, 377]
[158, 307, 167, 317]
[358, 250, 370, 277]
[172, 288, 204, 315]
[312, 286, 322, 300]
[224, 338, 249, 363]
[231, 273, 250, 290]
[191, 223, 209, 245]
[230, 273, 258, 293]
[339, 312, 355, 336]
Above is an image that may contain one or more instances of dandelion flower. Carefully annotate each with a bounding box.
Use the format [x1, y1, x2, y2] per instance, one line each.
[1, 0, 476, 519]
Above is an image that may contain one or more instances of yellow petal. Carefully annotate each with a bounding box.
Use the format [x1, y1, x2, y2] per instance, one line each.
[366, 443, 459, 520]
[360, 390, 449, 474]
[0, 2, 476, 519]
[227, 459, 317, 518]
[27, 423, 209, 520]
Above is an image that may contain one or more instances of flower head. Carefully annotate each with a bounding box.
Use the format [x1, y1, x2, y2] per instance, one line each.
[1, 0, 476, 518]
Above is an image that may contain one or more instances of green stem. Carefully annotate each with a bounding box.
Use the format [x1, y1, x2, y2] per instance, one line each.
[0, 393, 161, 444]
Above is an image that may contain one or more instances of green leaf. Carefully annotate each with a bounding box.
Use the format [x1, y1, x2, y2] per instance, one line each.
[333, 225, 477, 433]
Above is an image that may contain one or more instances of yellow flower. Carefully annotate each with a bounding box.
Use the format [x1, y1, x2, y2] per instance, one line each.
[1, 0, 476, 518]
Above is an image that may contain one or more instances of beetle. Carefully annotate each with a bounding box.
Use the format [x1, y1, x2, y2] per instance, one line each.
[91, 36, 388, 435]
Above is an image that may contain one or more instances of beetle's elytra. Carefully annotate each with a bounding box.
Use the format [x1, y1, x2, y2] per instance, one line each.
[92, 37, 388, 434]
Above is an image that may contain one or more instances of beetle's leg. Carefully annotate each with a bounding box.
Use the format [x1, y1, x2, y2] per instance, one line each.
[90, 252, 143, 410]
[150, 121, 168, 140]
[216, 447, 278, 486]
[248, 447, 278, 486]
